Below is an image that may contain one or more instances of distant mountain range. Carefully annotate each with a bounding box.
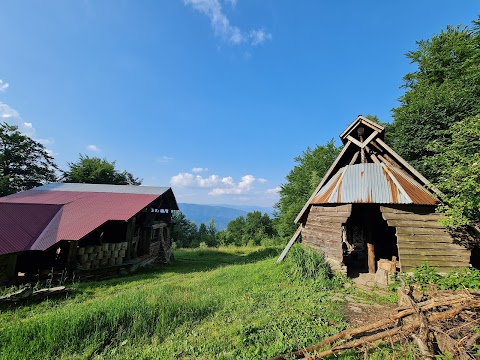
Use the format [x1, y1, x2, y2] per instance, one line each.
[178, 203, 274, 230]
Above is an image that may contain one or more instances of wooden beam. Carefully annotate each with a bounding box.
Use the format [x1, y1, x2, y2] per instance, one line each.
[125, 217, 136, 261]
[349, 151, 359, 165]
[367, 242, 375, 274]
[364, 145, 380, 164]
[376, 138, 444, 199]
[362, 130, 378, 147]
[295, 141, 352, 224]
[277, 225, 303, 263]
[346, 135, 363, 148]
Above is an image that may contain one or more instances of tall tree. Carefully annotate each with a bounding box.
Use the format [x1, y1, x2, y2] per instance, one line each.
[0, 122, 57, 196]
[391, 19, 480, 181]
[274, 140, 340, 237]
[63, 155, 141, 185]
[171, 211, 199, 248]
[426, 115, 480, 230]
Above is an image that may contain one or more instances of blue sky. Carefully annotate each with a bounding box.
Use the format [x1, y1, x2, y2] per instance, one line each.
[0, 1, 477, 207]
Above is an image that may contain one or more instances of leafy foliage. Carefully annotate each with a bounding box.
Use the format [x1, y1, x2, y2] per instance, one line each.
[0, 122, 57, 196]
[274, 140, 340, 237]
[427, 115, 480, 228]
[62, 155, 141, 185]
[391, 20, 480, 181]
[218, 211, 277, 246]
[171, 211, 200, 248]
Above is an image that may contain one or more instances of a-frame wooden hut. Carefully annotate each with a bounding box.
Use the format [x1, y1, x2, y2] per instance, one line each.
[278, 115, 471, 274]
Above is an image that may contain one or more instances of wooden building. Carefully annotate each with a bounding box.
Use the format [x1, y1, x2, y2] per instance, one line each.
[278, 116, 471, 274]
[0, 183, 178, 282]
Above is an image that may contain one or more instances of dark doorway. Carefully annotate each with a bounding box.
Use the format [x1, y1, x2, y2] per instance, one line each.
[343, 204, 398, 276]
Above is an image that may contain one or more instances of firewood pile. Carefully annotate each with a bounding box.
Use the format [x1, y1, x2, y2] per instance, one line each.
[76, 242, 128, 270]
[271, 287, 480, 360]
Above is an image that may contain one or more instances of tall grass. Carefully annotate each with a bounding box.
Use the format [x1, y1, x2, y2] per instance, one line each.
[0, 246, 349, 360]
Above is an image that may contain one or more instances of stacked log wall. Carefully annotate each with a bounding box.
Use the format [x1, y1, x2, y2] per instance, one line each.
[380, 205, 471, 272]
[302, 204, 352, 273]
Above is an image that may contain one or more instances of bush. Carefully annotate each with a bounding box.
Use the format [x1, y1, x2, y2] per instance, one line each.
[286, 245, 342, 289]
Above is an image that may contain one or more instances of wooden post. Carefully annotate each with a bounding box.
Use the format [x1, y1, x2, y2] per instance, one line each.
[125, 217, 135, 261]
[367, 242, 375, 274]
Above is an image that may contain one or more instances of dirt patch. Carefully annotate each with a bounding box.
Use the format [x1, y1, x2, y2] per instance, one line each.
[344, 301, 397, 327]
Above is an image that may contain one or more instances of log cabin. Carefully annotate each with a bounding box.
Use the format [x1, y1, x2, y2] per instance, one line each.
[278, 116, 472, 275]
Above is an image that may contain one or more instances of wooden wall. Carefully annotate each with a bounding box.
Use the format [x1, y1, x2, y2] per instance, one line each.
[302, 204, 352, 273]
[380, 205, 471, 272]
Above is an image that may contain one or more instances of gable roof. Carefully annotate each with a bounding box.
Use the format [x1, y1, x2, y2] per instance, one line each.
[0, 183, 178, 255]
[295, 115, 442, 224]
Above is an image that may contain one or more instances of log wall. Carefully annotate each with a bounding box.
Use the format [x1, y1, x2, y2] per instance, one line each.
[302, 204, 352, 273]
[380, 205, 471, 272]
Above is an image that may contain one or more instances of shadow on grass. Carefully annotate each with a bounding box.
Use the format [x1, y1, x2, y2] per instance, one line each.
[0, 247, 283, 308]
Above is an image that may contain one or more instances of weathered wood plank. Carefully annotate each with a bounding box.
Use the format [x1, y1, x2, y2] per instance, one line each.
[396, 227, 448, 235]
[399, 250, 470, 258]
[388, 220, 445, 228]
[310, 204, 352, 213]
[398, 242, 465, 250]
[310, 211, 351, 218]
[397, 236, 454, 244]
[382, 213, 444, 221]
[400, 259, 469, 267]
[380, 205, 436, 215]
[277, 225, 302, 263]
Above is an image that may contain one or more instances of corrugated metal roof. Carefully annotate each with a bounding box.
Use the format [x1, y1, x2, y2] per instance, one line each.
[35, 182, 171, 195]
[0, 184, 179, 255]
[311, 163, 438, 205]
[0, 203, 62, 255]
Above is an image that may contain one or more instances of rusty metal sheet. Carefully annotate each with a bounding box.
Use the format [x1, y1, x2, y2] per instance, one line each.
[311, 163, 437, 205]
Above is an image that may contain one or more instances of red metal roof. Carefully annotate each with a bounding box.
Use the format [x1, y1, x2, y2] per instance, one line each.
[0, 189, 163, 255]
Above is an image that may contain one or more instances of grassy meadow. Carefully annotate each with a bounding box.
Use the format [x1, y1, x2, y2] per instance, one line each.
[0, 246, 409, 360]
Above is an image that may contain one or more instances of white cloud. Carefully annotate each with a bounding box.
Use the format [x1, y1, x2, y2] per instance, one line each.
[86, 144, 101, 153]
[171, 173, 196, 187]
[0, 80, 9, 92]
[257, 178, 267, 184]
[184, 0, 272, 46]
[192, 167, 208, 173]
[249, 29, 272, 46]
[0, 103, 54, 146]
[171, 171, 266, 196]
[266, 186, 281, 194]
[157, 155, 174, 163]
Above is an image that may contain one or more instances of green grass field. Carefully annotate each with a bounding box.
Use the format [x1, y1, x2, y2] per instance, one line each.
[0, 246, 409, 360]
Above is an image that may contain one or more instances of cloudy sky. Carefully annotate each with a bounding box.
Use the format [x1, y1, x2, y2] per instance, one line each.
[0, 1, 477, 206]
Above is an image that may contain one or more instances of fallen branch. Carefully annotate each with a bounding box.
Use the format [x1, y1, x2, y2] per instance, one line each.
[299, 301, 480, 360]
[269, 296, 474, 360]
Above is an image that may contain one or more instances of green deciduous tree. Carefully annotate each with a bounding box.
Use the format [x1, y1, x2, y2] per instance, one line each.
[427, 115, 480, 229]
[274, 140, 340, 238]
[0, 122, 57, 196]
[222, 211, 276, 246]
[171, 211, 199, 248]
[63, 155, 141, 185]
[391, 19, 480, 181]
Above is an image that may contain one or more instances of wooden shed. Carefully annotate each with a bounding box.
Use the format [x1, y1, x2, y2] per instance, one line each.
[0, 183, 179, 282]
[278, 116, 471, 274]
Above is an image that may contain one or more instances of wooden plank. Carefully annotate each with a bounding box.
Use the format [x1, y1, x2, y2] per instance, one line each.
[382, 213, 443, 221]
[367, 242, 376, 274]
[398, 242, 462, 250]
[349, 151, 359, 165]
[295, 142, 352, 224]
[397, 235, 453, 243]
[380, 205, 436, 215]
[400, 259, 469, 267]
[308, 216, 349, 223]
[305, 221, 345, 229]
[310, 211, 352, 217]
[396, 227, 448, 235]
[363, 131, 379, 148]
[277, 225, 302, 263]
[310, 204, 352, 213]
[388, 220, 445, 228]
[399, 249, 470, 257]
[347, 135, 364, 149]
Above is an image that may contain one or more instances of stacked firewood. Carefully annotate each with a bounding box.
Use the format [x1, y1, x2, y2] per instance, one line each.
[76, 242, 128, 270]
[271, 289, 480, 359]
